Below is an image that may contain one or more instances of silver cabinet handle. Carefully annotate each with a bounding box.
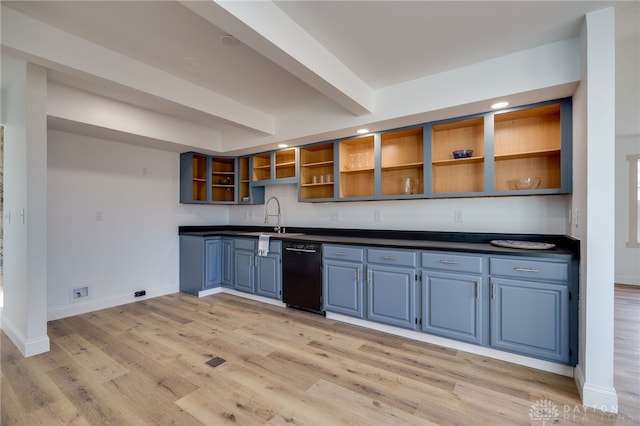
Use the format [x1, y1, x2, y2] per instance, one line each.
[334, 252, 348, 256]
[249, 256, 253, 266]
[367, 268, 372, 284]
[285, 247, 317, 253]
[380, 255, 397, 260]
[476, 282, 480, 299]
[491, 283, 496, 300]
[356, 268, 361, 283]
[514, 267, 539, 273]
[439, 259, 459, 264]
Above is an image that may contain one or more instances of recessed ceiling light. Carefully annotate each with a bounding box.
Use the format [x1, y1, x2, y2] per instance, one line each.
[183, 56, 201, 66]
[356, 128, 369, 134]
[220, 34, 240, 47]
[277, 143, 288, 148]
[491, 101, 509, 109]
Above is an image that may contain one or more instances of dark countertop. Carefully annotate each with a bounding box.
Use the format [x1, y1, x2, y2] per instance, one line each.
[179, 225, 579, 259]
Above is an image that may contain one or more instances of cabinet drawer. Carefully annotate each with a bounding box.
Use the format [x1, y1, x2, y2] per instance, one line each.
[323, 245, 364, 262]
[367, 248, 417, 267]
[235, 238, 256, 251]
[490, 258, 568, 282]
[422, 252, 483, 274]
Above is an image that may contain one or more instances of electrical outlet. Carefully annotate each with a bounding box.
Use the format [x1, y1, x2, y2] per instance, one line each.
[330, 211, 340, 222]
[374, 209, 382, 222]
[71, 286, 89, 302]
[454, 210, 464, 223]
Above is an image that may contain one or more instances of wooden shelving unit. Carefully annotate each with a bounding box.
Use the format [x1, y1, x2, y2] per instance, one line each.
[210, 157, 235, 202]
[191, 154, 208, 201]
[339, 136, 375, 198]
[238, 157, 250, 202]
[431, 117, 485, 194]
[494, 103, 561, 191]
[381, 127, 424, 196]
[275, 148, 297, 180]
[431, 117, 484, 194]
[252, 153, 271, 182]
[300, 143, 334, 200]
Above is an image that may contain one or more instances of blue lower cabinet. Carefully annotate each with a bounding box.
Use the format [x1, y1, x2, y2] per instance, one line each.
[234, 248, 255, 293]
[323, 260, 364, 318]
[221, 238, 234, 288]
[422, 270, 483, 344]
[367, 264, 418, 330]
[179, 236, 221, 296]
[232, 238, 282, 299]
[490, 277, 569, 363]
[256, 253, 282, 299]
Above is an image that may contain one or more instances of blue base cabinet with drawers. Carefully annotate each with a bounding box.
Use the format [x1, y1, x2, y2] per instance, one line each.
[421, 251, 485, 344]
[489, 256, 572, 364]
[323, 243, 578, 366]
[366, 248, 419, 330]
[323, 245, 365, 318]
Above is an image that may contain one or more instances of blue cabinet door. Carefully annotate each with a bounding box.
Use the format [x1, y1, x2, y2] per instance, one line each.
[234, 249, 255, 293]
[323, 260, 364, 318]
[422, 271, 483, 344]
[221, 238, 234, 288]
[490, 277, 569, 363]
[367, 264, 417, 330]
[204, 238, 221, 289]
[256, 254, 281, 299]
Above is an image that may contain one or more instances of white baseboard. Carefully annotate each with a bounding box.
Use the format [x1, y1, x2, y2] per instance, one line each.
[326, 312, 575, 377]
[201, 286, 286, 308]
[47, 285, 177, 321]
[574, 364, 619, 413]
[1, 313, 50, 357]
[615, 275, 640, 286]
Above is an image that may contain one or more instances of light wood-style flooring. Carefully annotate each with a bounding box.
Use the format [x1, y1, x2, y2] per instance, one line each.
[2, 286, 638, 425]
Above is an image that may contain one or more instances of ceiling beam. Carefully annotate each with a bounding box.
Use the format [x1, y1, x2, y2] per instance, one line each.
[1, 6, 275, 135]
[180, 0, 374, 116]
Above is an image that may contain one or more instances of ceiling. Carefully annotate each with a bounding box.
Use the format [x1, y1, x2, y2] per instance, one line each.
[2, 1, 638, 154]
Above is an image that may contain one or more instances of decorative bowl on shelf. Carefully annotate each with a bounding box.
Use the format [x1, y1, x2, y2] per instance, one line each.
[513, 176, 541, 190]
[453, 149, 473, 159]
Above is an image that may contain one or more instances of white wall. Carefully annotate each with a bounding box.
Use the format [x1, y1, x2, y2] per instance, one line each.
[615, 135, 640, 285]
[230, 184, 570, 235]
[572, 7, 618, 412]
[1, 57, 50, 356]
[46, 130, 228, 320]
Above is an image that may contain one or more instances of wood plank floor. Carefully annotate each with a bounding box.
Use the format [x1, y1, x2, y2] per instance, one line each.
[2, 286, 638, 425]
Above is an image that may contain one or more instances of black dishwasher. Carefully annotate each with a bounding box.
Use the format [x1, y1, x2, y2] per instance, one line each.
[282, 242, 324, 314]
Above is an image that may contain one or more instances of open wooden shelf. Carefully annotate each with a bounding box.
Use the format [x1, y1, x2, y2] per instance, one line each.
[495, 149, 560, 161]
[431, 156, 484, 166]
[191, 154, 208, 201]
[210, 157, 235, 202]
[302, 160, 334, 168]
[252, 153, 271, 182]
[339, 136, 374, 198]
[275, 148, 297, 179]
[238, 157, 250, 202]
[494, 102, 562, 191]
[431, 116, 484, 194]
[300, 143, 334, 200]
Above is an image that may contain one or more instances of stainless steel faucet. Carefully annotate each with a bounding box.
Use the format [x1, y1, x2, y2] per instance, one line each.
[264, 196, 281, 233]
